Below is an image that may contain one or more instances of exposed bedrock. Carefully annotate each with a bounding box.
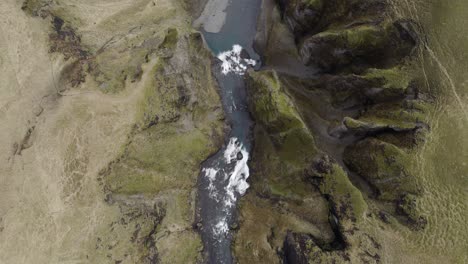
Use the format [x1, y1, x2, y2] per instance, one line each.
[235, 0, 432, 262]
[276, 0, 420, 73]
[233, 69, 389, 263]
[342, 99, 430, 134]
[307, 64, 421, 110]
[232, 70, 335, 263]
[278, 0, 389, 38]
[299, 19, 418, 72]
[343, 137, 418, 200]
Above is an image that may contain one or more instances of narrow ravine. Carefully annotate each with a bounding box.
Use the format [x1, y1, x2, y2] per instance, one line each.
[194, 0, 262, 263]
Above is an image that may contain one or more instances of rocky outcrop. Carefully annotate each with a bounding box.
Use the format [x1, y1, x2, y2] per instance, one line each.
[247, 70, 317, 163]
[234, 0, 431, 262]
[277, 0, 429, 228]
[308, 156, 367, 241]
[232, 70, 335, 263]
[280, 0, 419, 72]
[326, 65, 417, 108]
[299, 19, 418, 72]
[344, 138, 418, 200]
[343, 100, 429, 134]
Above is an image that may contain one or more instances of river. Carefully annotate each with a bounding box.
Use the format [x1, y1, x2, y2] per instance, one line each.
[194, 0, 262, 263]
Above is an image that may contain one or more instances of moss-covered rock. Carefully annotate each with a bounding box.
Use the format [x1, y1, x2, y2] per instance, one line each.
[396, 194, 427, 230]
[283, 230, 382, 264]
[343, 99, 429, 134]
[277, 0, 421, 73]
[251, 0, 432, 263]
[317, 64, 416, 108]
[283, 232, 345, 264]
[233, 192, 333, 264]
[278, 0, 325, 37]
[291, 0, 420, 73]
[360, 65, 416, 101]
[374, 128, 428, 149]
[363, 66, 413, 93]
[102, 30, 223, 194]
[90, 27, 180, 93]
[300, 24, 386, 71]
[104, 125, 216, 195]
[247, 70, 317, 165]
[309, 156, 367, 224]
[307, 155, 367, 248]
[232, 70, 335, 263]
[278, 0, 386, 38]
[300, 20, 418, 72]
[343, 137, 420, 200]
[243, 69, 320, 205]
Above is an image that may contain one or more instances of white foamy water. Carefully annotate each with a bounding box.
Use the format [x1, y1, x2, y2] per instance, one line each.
[224, 138, 242, 163]
[218, 45, 256, 75]
[203, 137, 251, 238]
[224, 138, 250, 207]
[213, 218, 229, 237]
[203, 168, 220, 200]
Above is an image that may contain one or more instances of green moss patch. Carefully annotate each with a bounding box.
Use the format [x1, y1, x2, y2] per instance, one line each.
[308, 156, 368, 236]
[247, 70, 317, 164]
[159, 28, 179, 51]
[343, 99, 430, 133]
[234, 193, 333, 264]
[104, 124, 213, 195]
[344, 137, 420, 200]
[363, 66, 413, 91]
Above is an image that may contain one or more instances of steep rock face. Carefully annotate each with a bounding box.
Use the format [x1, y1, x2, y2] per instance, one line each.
[306, 65, 417, 109]
[277, 0, 324, 38]
[278, 0, 380, 38]
[247, 70, 317, 165]
[299, 19, 418, 72]
[233, 71, 335, 263]
[308, 156, 367, 239]
[344, 138, 417, 200]
[235, 0, 432, 262]
[343, 100, 429, 134]
[280, 0, 419, 73]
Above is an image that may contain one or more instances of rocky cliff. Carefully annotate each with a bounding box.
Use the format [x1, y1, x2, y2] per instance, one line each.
[233, 0, 435, 263]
